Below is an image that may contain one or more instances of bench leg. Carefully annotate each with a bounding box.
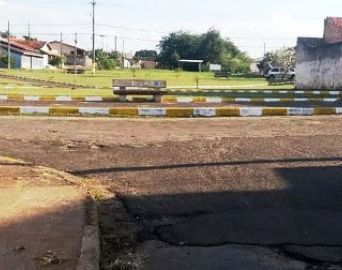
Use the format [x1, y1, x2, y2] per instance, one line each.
[154, 95, 162, 103]
[119, 94, 128, 102]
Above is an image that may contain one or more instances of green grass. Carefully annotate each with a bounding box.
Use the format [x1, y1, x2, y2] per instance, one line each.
[0, 69, 293, 88]
[0, 69, 294, 96]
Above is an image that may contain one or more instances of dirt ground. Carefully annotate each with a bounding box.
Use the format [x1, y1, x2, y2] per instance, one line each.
[0, 156, 87, 270]
[0, 116, 342, 269]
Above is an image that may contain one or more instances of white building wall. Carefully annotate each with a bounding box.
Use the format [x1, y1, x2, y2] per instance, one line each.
[296, 58, 342, 90]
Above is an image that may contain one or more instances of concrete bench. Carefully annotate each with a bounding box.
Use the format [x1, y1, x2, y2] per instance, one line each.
[113, 79, 168, 102]
[214, 71, 230, 78]
[66, 68, 85, 75]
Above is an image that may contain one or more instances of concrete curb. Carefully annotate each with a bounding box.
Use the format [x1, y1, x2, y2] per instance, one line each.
[76, 195, 99, 270]
[0, 94, 341, 104]
[0, 105, 342, 118]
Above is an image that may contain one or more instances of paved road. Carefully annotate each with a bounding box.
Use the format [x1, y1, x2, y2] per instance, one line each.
[0, 116, 342, 269]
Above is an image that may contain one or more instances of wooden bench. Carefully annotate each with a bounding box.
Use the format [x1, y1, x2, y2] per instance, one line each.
[113, 79, 168, 102]
[66, 68, 85, 74]
[214, 71, 230, 78]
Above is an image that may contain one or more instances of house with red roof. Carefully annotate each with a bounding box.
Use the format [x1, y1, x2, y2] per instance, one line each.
[296, 17, 342, 90]
[0, 37, 46, 69]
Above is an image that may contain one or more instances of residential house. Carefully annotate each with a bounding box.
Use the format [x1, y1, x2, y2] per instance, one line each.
[296, 17, 342, 89]
[0, 37, 45, 69]
[8, 38, 60, 67]
[49, 41, 92, 68]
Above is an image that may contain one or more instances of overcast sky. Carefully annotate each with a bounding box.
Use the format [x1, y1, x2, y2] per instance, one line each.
[0, 0, 341, 57]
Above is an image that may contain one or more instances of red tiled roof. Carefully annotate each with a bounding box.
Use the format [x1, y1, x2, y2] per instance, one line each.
[9, 38, 46, 50]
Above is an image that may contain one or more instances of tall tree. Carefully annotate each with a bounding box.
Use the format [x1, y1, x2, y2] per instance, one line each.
[158, 29, 251, 72]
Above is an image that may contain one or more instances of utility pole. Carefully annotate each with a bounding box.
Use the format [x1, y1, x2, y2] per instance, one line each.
[263, 42, 266, 57]
[115, 35, 117, 53]
[74, 33, 78, 74]
[7, 21, 11, 70]
[60, 32, 64, 69]
[28, 22, 31, 39]
[91, 0, 96, 74]
[122, 39, 125, 69]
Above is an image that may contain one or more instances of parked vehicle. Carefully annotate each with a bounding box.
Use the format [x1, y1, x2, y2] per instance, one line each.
[266, 68, 295, 80]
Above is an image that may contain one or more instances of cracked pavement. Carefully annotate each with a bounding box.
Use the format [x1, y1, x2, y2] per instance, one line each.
[0, 116, 342, 269]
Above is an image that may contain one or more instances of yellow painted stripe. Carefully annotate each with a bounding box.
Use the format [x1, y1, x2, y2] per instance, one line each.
[132, 97, 152, 102]
[280, 98, 294, 103]
[222, 97, 235, 103]
[215, 107, 240, 117]
[109, 107, 139, 117]
[71, 96, 86, 102]
[162, 96, 178, 103]
[166, 108, 194, 117]
[102, 97, 119, 102]
[49, 107, 80, 116]
[40, 95, 56, 101]
[7, 95, 24, 101]
[0, 106, 20, 115]
[262, 108, 288, 116]
[250, 98, 264, 104]
[313, 107, 336, 115]
[192, 97, 206, 103]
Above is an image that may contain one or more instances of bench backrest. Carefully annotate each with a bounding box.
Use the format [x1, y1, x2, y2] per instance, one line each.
[113, 79, 167, 89]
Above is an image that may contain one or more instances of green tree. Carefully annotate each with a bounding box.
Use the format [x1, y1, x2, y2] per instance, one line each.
[258, 47, 296, 73]
[158, 29, 251, 72]
[95, 49, 120, 70]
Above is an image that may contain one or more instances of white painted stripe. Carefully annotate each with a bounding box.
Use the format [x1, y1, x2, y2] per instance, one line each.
[237, 90, 245, 93]
[0, 95, 8, 100]
[214, 90, 220, 93]
[329, 91, 340, 95]
[224, 90, 232, 93]
[264, 98, 281, 102]
[55, 96, 72, 102]
[193, 108, 216, 117]
[263, 90, 273, 94]
[240, 107, 262, 117]
[20, 106, 49, 114]
[79, 107, 109, 115]
[250, 90, 258, 93]
[288, 108, 314, 116]
[138, 108, 166, 116]
[323, 98, 338, 102]
[279, 91, 288, 94]
[294, 98, 308, 102]
[85, 96, 103, 102]
[313, 91, 321, 95]
[206, 97, 222, 103]
[236, 98, 251, 102]
[295, 91, 304, 94]
[24, 96, 40, 101]
[177, 97, 193, 103]
[336, 108, 342, 114]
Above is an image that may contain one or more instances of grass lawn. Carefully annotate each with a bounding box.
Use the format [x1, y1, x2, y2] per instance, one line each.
[1, 69, 294, 88]
[0, 69, 294, 96]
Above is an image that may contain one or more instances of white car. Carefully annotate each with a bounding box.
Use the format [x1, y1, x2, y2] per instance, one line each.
[266, 68, 295, 80]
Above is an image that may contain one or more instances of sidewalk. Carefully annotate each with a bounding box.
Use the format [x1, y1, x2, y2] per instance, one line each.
[0, 157, 97, 270]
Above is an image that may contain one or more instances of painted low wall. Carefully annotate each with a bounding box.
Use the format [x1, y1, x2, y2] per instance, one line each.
[296, 38, 342, 90]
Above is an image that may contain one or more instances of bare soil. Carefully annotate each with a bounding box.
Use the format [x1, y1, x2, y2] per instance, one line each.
[0, 116, 342, 269]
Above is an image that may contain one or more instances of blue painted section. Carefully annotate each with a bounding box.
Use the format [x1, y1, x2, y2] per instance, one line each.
[1, 47, 23, 69]
[0, 47, 44, 69]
